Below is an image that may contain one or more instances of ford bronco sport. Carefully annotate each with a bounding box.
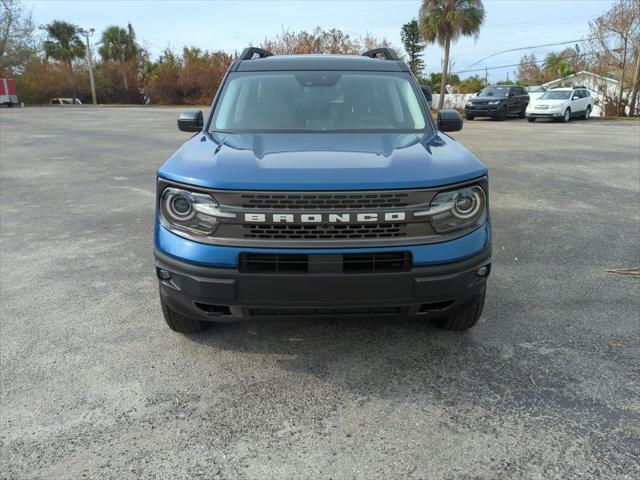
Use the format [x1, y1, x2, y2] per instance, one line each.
[155, 47, 491, 334]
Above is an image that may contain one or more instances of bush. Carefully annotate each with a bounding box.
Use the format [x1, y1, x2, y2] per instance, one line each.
[15, 57, 90, 104]
[94, 62, 144, 104]
[143, 47, 232, 105]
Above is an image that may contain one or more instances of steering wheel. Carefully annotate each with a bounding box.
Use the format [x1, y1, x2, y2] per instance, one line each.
[356, 116, 394, 128]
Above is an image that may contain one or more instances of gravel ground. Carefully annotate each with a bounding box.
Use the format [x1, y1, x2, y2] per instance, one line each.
[1, 107, 639, 480]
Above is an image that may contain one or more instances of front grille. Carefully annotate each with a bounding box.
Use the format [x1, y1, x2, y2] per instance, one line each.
[243, 223, 408, 240]
[240, 192, 410, 210]
[247, 306, 406, 316]
[158, 181, 481, 247]
[239, 252, 411, 274]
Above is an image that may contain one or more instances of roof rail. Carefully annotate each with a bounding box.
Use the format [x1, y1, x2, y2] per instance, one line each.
[239, 47, 273, 61]
[362, 48, 400, 61]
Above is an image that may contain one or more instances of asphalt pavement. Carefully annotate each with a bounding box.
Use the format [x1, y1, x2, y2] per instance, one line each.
[1, 107, 639, 479]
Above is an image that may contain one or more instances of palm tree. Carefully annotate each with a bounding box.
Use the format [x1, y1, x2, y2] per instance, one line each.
[558, 61, 575, 83]
[419, 0, 485, 110]
[98, 23, 139, 98]
[42, 21, 85, 99]
[543, 52, 564, 79]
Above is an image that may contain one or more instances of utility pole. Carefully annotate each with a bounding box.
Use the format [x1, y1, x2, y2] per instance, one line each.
[79, 28, 97, 105]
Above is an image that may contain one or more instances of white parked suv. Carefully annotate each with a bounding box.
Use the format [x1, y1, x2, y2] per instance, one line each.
[526, 87, 592, 123]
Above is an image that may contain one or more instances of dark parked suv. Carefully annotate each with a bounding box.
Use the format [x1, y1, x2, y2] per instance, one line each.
[465, 85, 529, 121]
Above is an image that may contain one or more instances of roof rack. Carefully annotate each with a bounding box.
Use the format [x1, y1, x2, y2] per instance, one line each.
[550, 84, 588, 90]
[362, 48, 400, 61]
[239, 47, 273, 61]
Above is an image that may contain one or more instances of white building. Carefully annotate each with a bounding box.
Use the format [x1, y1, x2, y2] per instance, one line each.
[543, 71, 637, 117]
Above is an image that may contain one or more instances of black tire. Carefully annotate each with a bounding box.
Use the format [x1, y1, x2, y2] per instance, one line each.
[582, 106, 591, 120]
[496, 107, 507, 121]
[435, 293, 485, 331]
[562, 108, 571, 123]
[465, 114, 474, 120]
[161, 297, 210, 334]
[519, 104, 527, 118]
[527, 117, 536, 123]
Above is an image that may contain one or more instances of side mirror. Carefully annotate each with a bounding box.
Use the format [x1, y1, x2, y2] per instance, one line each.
[178, 109, 203, 132]
[572, 95, 579, 100]
[420, 85, 433, 104]
[438, 109, 463, 132]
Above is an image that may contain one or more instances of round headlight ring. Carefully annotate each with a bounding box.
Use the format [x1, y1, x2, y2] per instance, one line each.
[453, 190, 482, 219]
[164, 191, 196, 221]
[170, 195, 193, 217]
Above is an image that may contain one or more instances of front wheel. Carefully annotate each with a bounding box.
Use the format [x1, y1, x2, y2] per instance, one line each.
[434, 291, 485, 331]
[495, 107, 507, 121]
[161, 297, 210, 334]
[527, 117, 536, 123]
[562, 108, 571, 123]
[583, 106, 591, 120]
[519, 104, 527, 118]
[465, 114, 474, 120]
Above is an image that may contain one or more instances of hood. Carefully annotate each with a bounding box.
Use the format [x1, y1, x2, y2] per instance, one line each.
[158, 132, 487, 191]
[531, 98, 568, 106]
[470, 96, 507, 103]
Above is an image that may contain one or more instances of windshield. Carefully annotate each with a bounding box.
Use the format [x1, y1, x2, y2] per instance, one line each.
[211, 71, 430, 132]
[528, 86, 545, 92]
[540, 91, 572, 100]
[479, 86, 511, 97]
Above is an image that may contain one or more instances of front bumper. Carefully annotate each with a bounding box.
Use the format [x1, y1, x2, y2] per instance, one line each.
[526, 110, 564, 118]
[465, 105, 502, 117]
[154, 223, 491, 321]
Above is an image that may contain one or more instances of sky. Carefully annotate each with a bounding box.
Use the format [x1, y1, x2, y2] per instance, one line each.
[26, 0, 615, 83]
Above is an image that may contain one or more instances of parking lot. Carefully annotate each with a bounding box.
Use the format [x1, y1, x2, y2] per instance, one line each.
[1, 107, 639, 479]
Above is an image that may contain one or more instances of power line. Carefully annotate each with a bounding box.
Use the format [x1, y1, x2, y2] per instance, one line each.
[462, 37, 606, 70]
[453, 50, 605, 75]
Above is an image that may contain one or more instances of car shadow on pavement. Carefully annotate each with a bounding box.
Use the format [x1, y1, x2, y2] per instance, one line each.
[187, 304, 527, 406]
[184, 283, 605, 418]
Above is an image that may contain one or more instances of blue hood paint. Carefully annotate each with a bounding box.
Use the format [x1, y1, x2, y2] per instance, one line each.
[158, 132, 487, 191]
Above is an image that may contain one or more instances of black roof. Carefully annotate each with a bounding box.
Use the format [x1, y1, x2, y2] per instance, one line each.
[232, 54, 410, 73]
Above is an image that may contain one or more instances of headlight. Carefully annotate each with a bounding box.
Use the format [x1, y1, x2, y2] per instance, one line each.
[466, 101, 473, 106]
[415, 185, 486, 233]
[488, 100, 500, 105]
[159, 187, 235, 236]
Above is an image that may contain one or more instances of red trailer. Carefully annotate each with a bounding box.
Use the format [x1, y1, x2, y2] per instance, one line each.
[0, 78, 18, 106]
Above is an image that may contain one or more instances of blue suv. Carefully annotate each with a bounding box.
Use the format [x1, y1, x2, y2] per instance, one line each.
[155, 48, 491, 334]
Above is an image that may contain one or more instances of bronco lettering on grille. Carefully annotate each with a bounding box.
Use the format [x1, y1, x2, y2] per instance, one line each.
[244, 212, 407, 223]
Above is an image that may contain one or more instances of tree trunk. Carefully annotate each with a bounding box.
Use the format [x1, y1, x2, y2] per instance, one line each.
[68, 59, 77, 101]
[121, 62, 129, 103]
[618, 36, 629, 116]
[629, 47, 640, 116]
[438, 37, 451, 111]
